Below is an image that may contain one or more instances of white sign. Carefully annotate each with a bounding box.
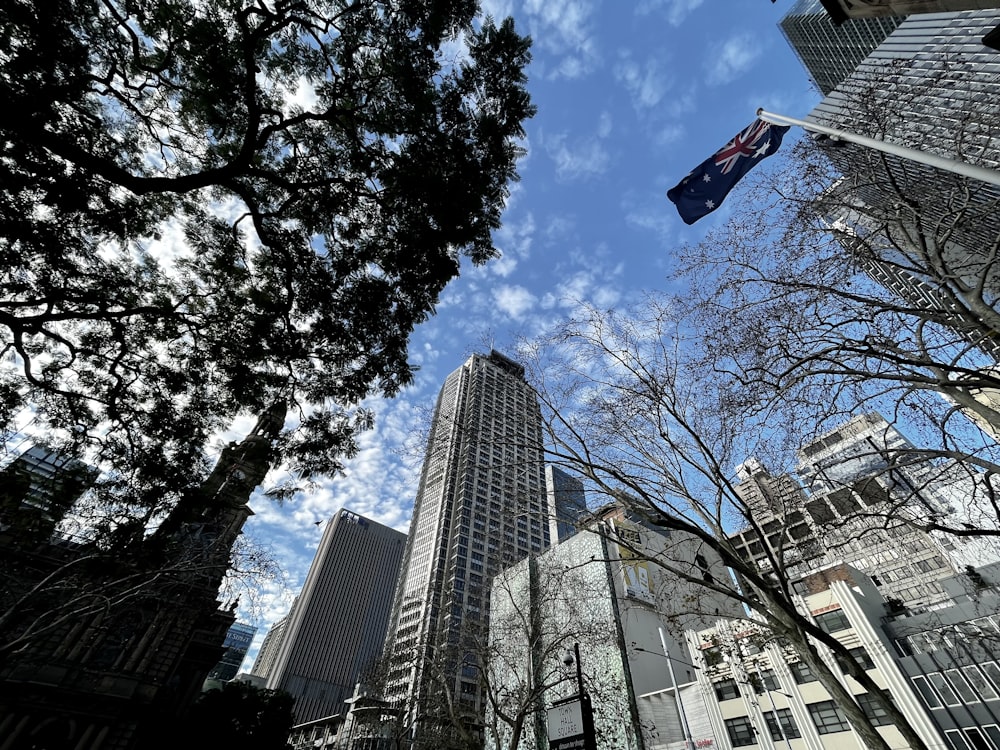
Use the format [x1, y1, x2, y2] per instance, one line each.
[547, 700, 585, 749]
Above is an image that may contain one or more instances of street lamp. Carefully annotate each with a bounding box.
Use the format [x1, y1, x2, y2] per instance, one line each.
[628, 634, 701, 749]
[551, 643, 597, 750]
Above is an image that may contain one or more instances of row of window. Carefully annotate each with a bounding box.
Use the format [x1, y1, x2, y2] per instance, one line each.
[945, 724, 1000, 750]
[724, 695, 892, 747]
[911, 662, 1000, 709]
[896, 616, 1000, 656]
[712, 652, 867, 699]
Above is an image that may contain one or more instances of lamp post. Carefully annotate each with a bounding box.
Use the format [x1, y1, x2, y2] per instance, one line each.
[549, 643, 597, 750]
[630, 634, 701, 750]
[658, 627, 696, 750]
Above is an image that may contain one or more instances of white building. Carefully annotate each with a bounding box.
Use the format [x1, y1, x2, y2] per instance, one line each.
[487, 504, 743, 750]
[687, 561, 1000, 750]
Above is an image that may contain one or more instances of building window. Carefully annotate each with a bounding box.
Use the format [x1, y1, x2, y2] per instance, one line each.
[790, 661, 817, 684]
[835, 646, 875, 672]
[945, 669, 980, 704]
[982, 662, 1000, 693]
[750, 669, 780, 694]
[808, 700, 851, 734]
[855, 693, 893, 727]
[929, 673, 962, 706]
[714, 678, 741, 701]
[763, 709, 801, 741]
[724, 716, 757, 747]
[963, 727, 993, 750]
[963, 665, 999, 701]
[911, 675, 942, 709]
[814, 609, 851, 633]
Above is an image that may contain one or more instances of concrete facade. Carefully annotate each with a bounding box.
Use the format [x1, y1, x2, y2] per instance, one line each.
[265, 509, 406, 724]
[487, 505, 743, 750]
[380, 351, 550, 734]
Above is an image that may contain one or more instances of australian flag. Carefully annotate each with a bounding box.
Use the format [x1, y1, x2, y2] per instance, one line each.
[667, 119, 790, 225]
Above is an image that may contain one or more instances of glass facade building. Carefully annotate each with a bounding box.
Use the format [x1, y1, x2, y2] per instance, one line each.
[779, 0, 905, 94]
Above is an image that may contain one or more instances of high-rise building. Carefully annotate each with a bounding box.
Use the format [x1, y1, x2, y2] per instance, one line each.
[264, 509, 405, 724]
[380, 351, 549, 736]
[545, 465, 587, 544]
[729, 414, 991, 610]
[0, 444, 96, 540]
[779, 0, 904, 95]
[207, 621, 257, 684]
[802, 11, 1000, 296]
[250, 610, 292, 682]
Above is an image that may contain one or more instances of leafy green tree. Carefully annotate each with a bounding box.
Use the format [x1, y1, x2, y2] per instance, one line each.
[0, 0, 534, 512]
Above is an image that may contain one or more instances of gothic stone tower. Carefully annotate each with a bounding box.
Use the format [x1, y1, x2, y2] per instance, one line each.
[0, 405, 284, 750]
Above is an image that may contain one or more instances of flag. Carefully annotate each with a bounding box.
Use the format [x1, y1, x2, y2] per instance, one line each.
[667, 119, 790, 225]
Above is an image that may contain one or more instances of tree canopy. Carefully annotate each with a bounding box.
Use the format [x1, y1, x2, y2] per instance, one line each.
[0, 0, 534, 505]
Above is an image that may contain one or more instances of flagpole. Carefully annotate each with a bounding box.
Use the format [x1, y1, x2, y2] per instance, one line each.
[757, 107, 1000, 188]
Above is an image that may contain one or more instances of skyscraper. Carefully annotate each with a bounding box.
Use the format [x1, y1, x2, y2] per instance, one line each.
[545, 464, 587, 544]
[380, 351, 549, 737]
[779, 0, 904, 95]
[729, 414, 985, 610]
[801, 11, 1000, 295]
[265, 509, 406, 724]
[250, 610, 292, 682]
[0, 444, 96, 540]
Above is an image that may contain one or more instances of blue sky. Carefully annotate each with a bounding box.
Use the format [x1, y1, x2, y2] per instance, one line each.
[235, 0, 824, 663]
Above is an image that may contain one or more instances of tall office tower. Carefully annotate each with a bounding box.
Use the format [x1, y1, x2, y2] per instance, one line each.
[545, 465, 587, 544]
[250, 611, 292, 682]
[779, 0, 904, 94]
[381, 351, 549, 736]
[265, 509, 406, 724]
[804, 11, 1000, 291]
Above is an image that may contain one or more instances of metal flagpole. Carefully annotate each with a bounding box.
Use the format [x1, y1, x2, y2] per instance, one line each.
[756, 107, 1000, 189]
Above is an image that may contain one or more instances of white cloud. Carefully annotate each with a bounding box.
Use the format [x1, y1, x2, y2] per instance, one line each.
[614, 54, 670, 111]
[283, 76, 318, 114]
[494, 284, 539, 320]
[544, 131, 611, 181]
[485, 212, 537, 278]
[522, 0, 601, 79]
[707, 33, 762, 86]
[480, 0, 515, 19]
[636, 0, 705, 26]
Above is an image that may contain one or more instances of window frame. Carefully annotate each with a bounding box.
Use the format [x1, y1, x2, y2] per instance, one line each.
[814, 608, 852, 634]
[714, 677, 741, 701]
[724, 716, 758, 747]
[762, 708, 802, 741]
[790, 660, 818, 684]
[855, 692, 893, 727]
[808, 700, 851, 735]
